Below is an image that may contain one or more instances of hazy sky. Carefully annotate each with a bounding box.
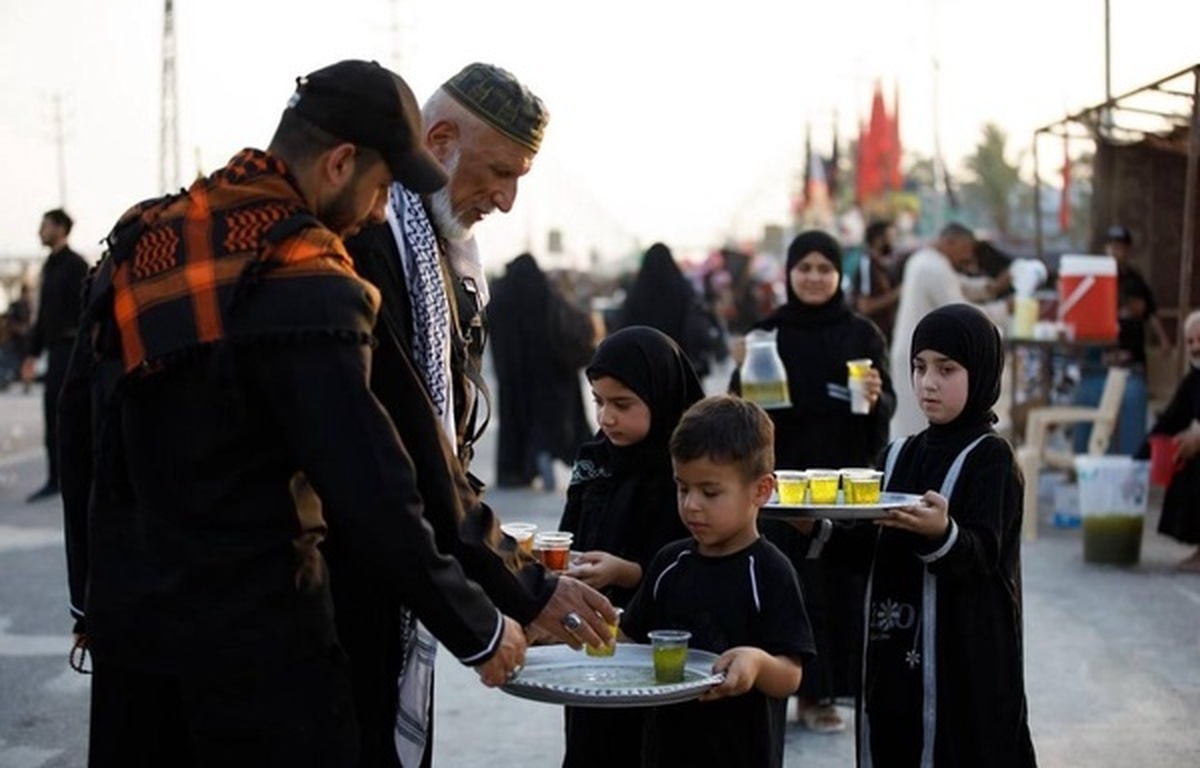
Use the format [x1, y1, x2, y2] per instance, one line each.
[2, 0, 1197, 269]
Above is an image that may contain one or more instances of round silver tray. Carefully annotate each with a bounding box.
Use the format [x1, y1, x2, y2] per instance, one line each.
[500, 644, 724, 708]
[761, 491, 924, 520]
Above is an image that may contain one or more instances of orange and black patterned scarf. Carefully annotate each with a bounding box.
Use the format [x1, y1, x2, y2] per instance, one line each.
[105, 148, 379, 373]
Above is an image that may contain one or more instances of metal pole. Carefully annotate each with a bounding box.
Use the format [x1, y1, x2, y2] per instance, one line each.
[1177, 66, 1199, 371]
[1033, 130, 1043, 259]
[1104, 0, 1112, 103]
[930, 0, 946, 229]
[53, 93, 67, 206]
[160, 0, 179, 193]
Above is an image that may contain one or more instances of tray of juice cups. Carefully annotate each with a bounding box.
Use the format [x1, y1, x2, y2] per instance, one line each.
[500, 628, 725, 708]
[763, 468, 923, 519]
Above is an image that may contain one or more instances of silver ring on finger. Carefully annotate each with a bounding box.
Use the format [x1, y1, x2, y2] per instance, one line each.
[562, 611, 584, 632]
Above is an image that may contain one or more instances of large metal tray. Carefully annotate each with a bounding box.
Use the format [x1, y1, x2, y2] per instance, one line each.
[761, 491, 925, 520]
[500, 644, 724, 708]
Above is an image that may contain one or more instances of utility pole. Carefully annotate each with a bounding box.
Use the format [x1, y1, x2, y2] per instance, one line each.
[930, 0, 947, 233]
[1104, 0, 1112, 104]
[52, 92, 67, 206]
[160, 0, 180, 193]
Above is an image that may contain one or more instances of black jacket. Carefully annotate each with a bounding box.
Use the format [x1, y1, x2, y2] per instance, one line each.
[29, 245, 88, 356]
[335, 221, 558, 766]
[342, 221, 557, 624]
[58, 162, 505, 677]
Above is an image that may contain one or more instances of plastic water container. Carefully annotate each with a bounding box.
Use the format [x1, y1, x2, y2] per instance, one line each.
[1052, 483, 1081, 529]
[1058, 255, 1118, 341]
[1074, 455, 1150, 565]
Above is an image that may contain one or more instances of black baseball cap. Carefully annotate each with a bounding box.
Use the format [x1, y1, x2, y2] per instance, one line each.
[1106, 225, 1133, 244]
[287, 60, 448, 193]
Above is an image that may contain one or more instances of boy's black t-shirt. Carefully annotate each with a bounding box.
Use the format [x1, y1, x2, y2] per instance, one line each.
[622, 537, 815, 768]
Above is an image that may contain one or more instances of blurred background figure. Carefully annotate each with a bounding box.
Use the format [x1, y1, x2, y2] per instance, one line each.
[488, 252, 595, 491]
[849, 219, 901, 345]
[618, 241, 726, 380]
[1135, 309, 1200, 571]
[0, 283, 33, 391]
[22, 208, 88, 503]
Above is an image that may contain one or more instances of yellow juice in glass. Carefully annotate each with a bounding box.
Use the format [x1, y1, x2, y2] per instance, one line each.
[808, 471, 841, 504]
[845, 473, 882, 504]
[653, 645, 689, 683]
[648, 629, 691, 683]
[775, 471, 808, 505]
[741, 380, 790, 408]
[586, 609, 622, 657]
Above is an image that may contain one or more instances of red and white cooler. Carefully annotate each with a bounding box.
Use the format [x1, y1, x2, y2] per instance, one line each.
[1057, 255, 1118, 341]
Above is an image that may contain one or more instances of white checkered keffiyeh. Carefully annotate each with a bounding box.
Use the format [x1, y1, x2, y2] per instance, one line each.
[384, 183, 450, 767]
[387, 184, 453, 437]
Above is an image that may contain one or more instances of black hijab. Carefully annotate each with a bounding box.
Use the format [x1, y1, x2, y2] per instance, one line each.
[769, 229, 851, 328]
[619, 243, 694, 343]
[563, 326, 703, 601]
[585, 325, 705, 454]
[884, 303, 1005, 547]
[909, 302, 1004, 441]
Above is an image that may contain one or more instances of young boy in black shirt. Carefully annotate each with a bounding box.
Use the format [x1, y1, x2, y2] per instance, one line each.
[622, 395, 815, 768]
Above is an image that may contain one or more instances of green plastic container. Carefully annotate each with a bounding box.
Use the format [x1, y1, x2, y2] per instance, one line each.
[1074, 456, 1150, 565]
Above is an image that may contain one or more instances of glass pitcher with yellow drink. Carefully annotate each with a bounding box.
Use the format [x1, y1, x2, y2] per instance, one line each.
[739, 329, 791, 410]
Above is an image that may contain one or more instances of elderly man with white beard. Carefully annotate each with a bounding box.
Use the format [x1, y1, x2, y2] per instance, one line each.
[335, 62, 617, 768]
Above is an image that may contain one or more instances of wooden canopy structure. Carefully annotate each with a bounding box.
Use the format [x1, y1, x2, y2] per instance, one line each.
[1032, 63, 1200, 371]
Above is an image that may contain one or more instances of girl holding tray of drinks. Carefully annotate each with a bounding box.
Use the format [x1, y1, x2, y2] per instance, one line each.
[557, 325, 705, 768]
[804, 303, 1038, 767]
[729, 229, 896, 734]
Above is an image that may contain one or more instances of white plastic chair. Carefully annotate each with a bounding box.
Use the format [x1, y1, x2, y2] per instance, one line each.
[1015, 367, 1129, 540]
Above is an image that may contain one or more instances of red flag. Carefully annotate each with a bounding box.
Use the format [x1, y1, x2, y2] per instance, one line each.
[1059, 134, 1071, 232]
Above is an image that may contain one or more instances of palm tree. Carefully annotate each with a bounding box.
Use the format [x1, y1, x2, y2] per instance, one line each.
[962, 123, 1023, 238]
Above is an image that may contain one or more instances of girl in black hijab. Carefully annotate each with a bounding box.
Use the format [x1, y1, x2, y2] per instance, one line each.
[558, 325, 704, 768]
[857, 302, 1037, 767]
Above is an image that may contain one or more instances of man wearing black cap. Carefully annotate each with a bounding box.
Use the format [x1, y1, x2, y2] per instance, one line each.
[57, 60, 529, 767]
[339, 63, 616, 768]
[1072, 224, 1170, 454]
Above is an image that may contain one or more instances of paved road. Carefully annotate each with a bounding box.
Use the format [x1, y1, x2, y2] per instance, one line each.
[1, 376, 1199, 766]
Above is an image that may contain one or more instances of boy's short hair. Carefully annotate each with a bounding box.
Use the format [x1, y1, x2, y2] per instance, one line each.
[670, 395, 774, 481]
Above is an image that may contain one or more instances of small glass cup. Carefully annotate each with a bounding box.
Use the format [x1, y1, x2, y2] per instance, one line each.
[534, 531, 574, 572]
[843, 470, 883, 504]
[585, 608, 623, 657]
[500, 522, 538, 555]
[846, 358, 874, 414]
[648, 629, 691, 683]
[807, 469, 841, 505]
[774, 470, 809, 505]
